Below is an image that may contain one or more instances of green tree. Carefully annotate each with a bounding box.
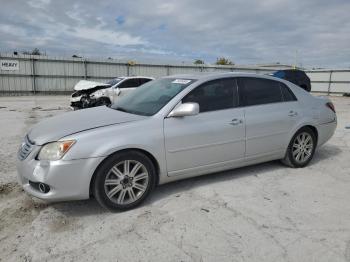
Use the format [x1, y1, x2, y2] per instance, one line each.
[194, 59, 204, 65]
[23, 48, 42, 55]
[215, 57, 234, 65]
[31, 48, 41, 55]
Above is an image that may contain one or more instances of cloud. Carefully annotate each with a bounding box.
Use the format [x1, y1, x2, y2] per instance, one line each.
[27, 0, 51, 9]
[72, 27, 145, 46]
[0, 0, 349, 67]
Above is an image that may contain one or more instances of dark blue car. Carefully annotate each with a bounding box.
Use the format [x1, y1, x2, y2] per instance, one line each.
[272, 70, 311, 92]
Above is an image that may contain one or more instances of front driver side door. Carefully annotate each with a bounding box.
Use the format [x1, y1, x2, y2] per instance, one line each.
[164, 78, 245, 177]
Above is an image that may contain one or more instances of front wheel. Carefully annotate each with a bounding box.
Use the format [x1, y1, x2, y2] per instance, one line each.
[282, 127, 316, 168]
[96, 97, 111, 107]
[93, 151, 156, 211]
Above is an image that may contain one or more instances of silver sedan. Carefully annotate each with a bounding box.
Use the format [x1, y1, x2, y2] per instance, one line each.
[17, 73, 337, 211]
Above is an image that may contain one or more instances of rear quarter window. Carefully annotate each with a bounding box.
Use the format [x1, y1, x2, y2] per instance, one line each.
[280, 83, 297, 101]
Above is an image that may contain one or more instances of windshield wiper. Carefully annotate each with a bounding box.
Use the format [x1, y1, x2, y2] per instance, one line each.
[113, 106, 151, 116]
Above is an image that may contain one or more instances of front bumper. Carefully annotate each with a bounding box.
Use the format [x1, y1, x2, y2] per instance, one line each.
[70, 101, 83, 110]
[70, 95, 82, 103]
[70, 96, 100, 110]
[70, 95, 83, 109]
[16, 149, 104, 201]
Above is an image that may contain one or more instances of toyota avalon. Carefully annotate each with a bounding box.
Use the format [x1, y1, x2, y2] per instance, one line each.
[17, 73, 337, 211]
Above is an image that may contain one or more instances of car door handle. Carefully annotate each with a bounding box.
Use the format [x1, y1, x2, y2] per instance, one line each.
[288, 111, 298, 117]
[230, 119, 243, 125]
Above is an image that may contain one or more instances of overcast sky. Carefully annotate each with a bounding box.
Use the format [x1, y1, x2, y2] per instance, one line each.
[0, 0, 349, 68]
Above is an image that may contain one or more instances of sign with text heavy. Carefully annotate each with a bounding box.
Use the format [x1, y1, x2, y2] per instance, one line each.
[1, 60, 19, 71]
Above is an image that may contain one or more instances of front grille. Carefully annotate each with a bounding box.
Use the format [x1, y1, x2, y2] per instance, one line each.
[18, 135, 35, 160]
[70, 101, 82, 107]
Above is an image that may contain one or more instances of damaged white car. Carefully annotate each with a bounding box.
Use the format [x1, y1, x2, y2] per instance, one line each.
[70, 76, 154, 110]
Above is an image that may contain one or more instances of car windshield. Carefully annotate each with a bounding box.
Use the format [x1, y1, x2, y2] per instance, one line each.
[111, 78, 196, 116]
[106, 78, 124, 86]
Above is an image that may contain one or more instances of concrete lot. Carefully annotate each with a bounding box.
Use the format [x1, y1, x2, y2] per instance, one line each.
[0, 95, 349, 262]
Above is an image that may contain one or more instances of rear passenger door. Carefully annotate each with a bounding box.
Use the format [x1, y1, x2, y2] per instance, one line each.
[238, 77, 300, 159]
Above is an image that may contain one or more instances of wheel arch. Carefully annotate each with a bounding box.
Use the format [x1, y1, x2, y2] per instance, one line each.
[89, 148, 160, 197]
[302, 125, 318, 144]
[291, 124, 318, 145]
[282, 124, 319, 167]
[96, 96, 111, 104]
[286, 124, 319, 154]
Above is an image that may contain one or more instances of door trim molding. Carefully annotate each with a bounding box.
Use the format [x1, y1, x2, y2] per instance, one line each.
[246, 130, 286, 140]
[167, 138, 245, 153]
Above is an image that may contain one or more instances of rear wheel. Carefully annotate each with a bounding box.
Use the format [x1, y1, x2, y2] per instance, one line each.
[93, 151, 156, 211]
[282, 127, 316, 168]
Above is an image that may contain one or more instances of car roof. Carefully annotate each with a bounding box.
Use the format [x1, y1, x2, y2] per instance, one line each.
[113, 76, 154, 80]
[275, 69, 304, 72]
[163, 72, 282, 82]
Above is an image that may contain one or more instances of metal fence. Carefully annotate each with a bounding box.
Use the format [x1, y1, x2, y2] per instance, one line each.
[305, 70, 350, 94]
[1, 53, 349, 95]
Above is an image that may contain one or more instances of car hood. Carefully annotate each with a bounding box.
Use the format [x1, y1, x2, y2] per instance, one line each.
[28, 106, 146, 145]
[74, 80, 110, 91]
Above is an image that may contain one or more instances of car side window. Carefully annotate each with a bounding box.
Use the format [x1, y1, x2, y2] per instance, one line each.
[118, 79, 140, 88]
[182, 78, 237, 113]
[139, 78, 152, 85]
[285, 70, 294, 79]
[296, 71, 307, 81]
[280, 83, 297, 101]
[296, 71, 304, 78]
[273, 71, 285, 79]
[238, 77, 283, 106]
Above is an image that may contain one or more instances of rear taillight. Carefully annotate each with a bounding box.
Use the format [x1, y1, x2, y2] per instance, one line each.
[326, 102, 336, 113]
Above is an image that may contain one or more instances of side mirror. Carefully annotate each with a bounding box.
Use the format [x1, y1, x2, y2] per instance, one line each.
[168, 102, 199, 117]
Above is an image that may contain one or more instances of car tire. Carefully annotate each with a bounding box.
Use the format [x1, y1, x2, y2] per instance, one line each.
[92, 151, 156, 211]
[281, 127, 316, 168]
[96, 97, 111, 107]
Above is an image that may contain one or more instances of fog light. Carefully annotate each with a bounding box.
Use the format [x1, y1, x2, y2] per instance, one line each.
[29, 181, 50, 193]
[38, 183, 50, 193]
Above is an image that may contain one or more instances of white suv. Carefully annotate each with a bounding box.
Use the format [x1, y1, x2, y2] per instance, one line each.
[70, 76, 154, 110]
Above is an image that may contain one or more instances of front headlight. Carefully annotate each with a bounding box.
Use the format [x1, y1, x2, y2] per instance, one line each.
[37, 140, 76, 161]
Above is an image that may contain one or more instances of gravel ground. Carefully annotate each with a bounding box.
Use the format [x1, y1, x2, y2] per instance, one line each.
[0, 95, 349, 262]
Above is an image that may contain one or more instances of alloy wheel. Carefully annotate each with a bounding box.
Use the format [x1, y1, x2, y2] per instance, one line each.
[104, 160, 149, 205]
[292, 132, 314, 164]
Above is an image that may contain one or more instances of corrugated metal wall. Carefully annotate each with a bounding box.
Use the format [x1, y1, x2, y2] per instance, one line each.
[305, 70, 350, 94]
[1, 53, 349, 94]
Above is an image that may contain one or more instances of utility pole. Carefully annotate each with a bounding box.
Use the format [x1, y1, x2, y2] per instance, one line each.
[294, 50, 298, 69]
